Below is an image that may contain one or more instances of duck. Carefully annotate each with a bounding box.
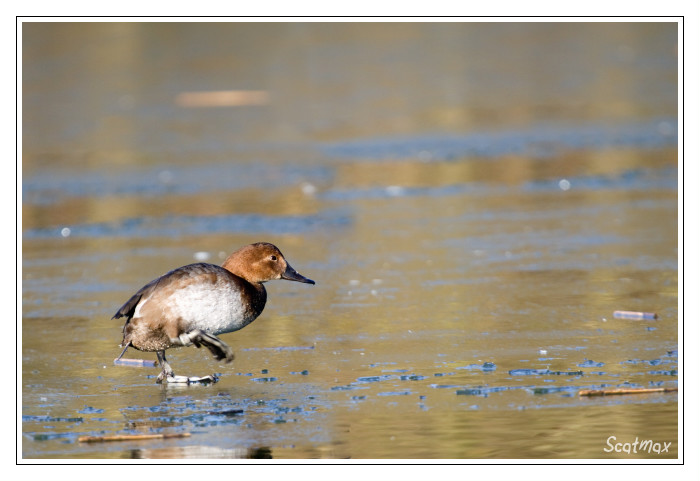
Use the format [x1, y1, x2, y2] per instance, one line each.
[113, 242, 315, 384]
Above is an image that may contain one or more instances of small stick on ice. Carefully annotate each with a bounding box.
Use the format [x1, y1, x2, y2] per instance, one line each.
[79, 433, 190, 443]
[114, 358, 158, 367]
[579, 387, 677, 397]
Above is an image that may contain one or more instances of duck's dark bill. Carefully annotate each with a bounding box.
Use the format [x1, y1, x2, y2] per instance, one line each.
[282, 264, 315, 284]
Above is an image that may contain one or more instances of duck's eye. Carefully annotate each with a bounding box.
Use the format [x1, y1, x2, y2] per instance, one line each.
[270, 255, 277, 261]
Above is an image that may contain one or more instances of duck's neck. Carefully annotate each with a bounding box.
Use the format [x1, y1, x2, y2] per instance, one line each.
[222, 254, 267, 311]
[222, 254, 251, 281]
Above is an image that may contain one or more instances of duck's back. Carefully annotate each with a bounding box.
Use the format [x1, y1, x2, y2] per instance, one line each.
[115, 263, 267, 340]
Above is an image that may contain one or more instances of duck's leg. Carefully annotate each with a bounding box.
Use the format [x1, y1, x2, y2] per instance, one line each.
[155, 350, 176, 383]
[178, 329, 235, 363]
[155, 350, 218, 385]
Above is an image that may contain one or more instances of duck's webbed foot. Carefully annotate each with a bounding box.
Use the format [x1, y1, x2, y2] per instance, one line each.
[155, 350, 218, 385]
[158, 373, 219, 384]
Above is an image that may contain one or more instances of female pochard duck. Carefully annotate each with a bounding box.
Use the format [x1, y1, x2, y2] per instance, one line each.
[113, 242, 314, 384]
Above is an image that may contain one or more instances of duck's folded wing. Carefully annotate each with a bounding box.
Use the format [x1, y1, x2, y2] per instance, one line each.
[112, 276, 160, 320]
